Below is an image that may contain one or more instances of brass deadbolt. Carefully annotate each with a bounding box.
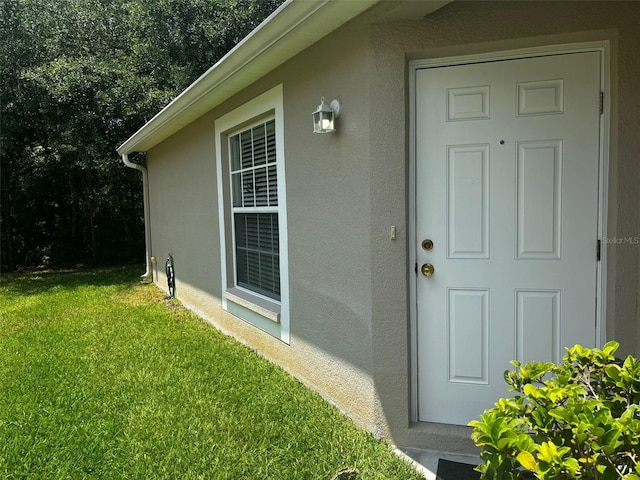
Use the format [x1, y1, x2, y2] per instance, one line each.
[421, 239, 434, 251]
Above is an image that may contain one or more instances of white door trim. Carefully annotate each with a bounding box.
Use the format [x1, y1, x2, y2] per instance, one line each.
[408, 41, 610, 423]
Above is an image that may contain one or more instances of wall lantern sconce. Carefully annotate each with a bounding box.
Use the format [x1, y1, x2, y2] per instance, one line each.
[312, 97, 342, 133]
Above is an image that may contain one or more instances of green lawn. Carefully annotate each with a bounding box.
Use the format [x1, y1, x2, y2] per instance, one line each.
[0, 267, 422, 479]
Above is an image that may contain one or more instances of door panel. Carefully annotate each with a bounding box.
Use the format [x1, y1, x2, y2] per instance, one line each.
[447, 144, 489, 258]
[516, 140, 562, 259]
[448, 288, 489, 384]
[416, 52, 601, 425]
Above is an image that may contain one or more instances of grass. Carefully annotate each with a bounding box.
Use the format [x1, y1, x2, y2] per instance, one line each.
[0, 266, 422, 479]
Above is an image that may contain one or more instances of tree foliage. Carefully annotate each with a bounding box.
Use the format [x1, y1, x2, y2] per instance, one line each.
[1, 0, 283, 270]
[470, 342, 640, 480]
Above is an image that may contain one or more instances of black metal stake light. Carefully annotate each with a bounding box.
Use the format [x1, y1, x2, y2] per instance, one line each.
[165, 254, 175, 299]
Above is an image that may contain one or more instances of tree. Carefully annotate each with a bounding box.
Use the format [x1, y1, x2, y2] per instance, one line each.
[0, 0, 283, 271]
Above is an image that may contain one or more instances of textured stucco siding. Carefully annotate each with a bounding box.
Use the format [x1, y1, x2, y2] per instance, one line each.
[147, 16, 377, 429]
[367, 0, 640, 453]
[144, 0, 640, 455]
[147, 111, 221, 307]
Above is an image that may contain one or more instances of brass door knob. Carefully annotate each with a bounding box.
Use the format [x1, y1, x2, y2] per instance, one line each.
[421, 263, 435, 277]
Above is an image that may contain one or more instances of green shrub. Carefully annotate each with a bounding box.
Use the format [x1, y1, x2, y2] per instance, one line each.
[469, 341, 640, 480]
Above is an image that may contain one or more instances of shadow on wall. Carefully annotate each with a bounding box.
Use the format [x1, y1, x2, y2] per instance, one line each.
[291, 281, 374, 378]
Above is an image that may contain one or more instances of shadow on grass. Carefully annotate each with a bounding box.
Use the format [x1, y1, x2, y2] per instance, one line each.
[0, 264, 144, 297]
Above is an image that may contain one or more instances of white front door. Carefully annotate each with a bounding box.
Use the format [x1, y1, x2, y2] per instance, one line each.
[415, 52, 602, 425]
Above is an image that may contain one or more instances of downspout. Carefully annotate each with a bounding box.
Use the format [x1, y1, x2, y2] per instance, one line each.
[121, 153, 153, 283]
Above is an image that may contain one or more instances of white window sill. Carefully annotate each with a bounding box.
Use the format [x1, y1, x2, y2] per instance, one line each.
[224, 288, 281, 324]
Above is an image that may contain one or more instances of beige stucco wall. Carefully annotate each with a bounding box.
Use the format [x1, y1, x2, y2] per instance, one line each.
[367, 0, 640, 453]
[147, 14, 378, 430]
[146, 111, 220, 305]
[143, 0, 640, 456]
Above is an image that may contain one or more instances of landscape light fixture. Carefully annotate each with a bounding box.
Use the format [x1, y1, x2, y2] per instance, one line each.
[312, 97, 341, 133]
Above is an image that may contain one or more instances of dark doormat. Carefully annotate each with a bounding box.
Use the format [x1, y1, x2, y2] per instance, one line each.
[436, 459, 481, 480]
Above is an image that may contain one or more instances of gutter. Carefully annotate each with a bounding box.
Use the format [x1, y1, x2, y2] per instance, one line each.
[121, 154, 153, 282]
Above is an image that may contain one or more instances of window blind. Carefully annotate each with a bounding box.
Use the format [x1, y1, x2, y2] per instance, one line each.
[234, 213, 280, 299]
[229, 119, 280, 300]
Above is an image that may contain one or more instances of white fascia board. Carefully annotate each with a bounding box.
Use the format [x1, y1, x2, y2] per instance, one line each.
[117, 0, 380, 155]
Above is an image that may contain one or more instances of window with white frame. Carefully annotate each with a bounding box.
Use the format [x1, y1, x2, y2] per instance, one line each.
[229, 119, 280, 300]
[215, 85, 289, 343]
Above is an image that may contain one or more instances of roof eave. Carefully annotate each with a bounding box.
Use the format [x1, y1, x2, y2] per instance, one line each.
[116, 0, 381, 155]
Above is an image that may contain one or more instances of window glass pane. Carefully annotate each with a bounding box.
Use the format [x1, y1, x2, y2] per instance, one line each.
[245, 213, 259, 250]
[268, 165, 278, 206]
[246, 250, 260, 287]
[234, 212, 280, 300]
[254, 167, 268, 206]
[230, 135, 241, 172]
[232, 173, 242, 207]
[253, 124, 267, 166]
[240, 130, 253, 169]
[266, 120, 276, 164]
[258, 214, 274, 251]
[242, 171, 255, 207]
[259, 255, 275, 296]
[271, 214, 279, 248]
[236, 242, 248, 284]
[273, 256, 280, 295]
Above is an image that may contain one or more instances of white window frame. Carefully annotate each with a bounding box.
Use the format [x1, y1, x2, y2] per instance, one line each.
[215, 85, 290, 343]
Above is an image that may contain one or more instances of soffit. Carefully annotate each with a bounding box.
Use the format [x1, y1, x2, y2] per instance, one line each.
[373, 0, 452, 22]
